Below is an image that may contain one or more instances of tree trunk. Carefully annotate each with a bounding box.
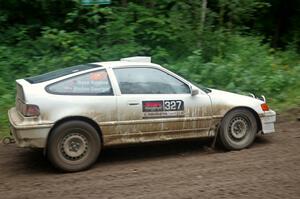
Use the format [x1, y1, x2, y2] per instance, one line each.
[201, 0, 207, 31]
[121, 0, 127, 7]
[197, 0, 207, 48]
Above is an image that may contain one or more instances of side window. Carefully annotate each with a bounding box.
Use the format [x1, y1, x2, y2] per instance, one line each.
[113, 67, 190, 94]
[47, 70, 113, 95]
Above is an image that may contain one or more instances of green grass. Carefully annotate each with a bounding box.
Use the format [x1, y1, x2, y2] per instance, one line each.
[0, 131, 8, 139]
[269, 80, 300, 112]
[0, 106, 11, 139]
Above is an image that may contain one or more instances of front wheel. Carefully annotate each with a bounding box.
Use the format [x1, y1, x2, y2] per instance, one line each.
[218, 109, 258, 150]
[47, 120, 101, 172]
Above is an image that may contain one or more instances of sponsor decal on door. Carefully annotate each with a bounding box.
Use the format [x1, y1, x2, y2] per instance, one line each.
[142, 100, 184, 118]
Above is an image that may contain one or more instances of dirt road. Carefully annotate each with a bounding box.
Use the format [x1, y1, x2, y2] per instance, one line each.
[0, 116, 299, 199]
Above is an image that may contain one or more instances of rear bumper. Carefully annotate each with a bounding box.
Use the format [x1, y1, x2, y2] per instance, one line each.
[8, 108, 53, 148]
[259, 110, 276, 134]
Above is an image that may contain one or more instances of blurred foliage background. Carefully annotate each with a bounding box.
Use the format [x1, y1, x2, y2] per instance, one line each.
[0, 0, 300, 137]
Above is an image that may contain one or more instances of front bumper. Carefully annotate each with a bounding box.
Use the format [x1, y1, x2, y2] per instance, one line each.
[8, 108, 53, 148]
[260, 110, 276, 134]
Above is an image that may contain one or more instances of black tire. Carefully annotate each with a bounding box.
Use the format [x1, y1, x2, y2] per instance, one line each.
[218, 109, 257, 150]
[47, 120, 101, 172]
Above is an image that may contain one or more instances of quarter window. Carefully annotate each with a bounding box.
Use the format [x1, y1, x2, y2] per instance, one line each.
[47, 70, 113, 95]
[113, 67, 190, 94]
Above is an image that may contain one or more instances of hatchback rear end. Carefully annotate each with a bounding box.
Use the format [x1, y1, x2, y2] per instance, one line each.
[8, 79, 53, 148]
[8, 64, 102, 148]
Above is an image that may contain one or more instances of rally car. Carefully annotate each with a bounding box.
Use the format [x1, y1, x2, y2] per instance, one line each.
[8, 57, 276, 172]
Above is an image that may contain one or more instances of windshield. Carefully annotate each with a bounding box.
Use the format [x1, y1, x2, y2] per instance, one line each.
[25, 64, 100, 84]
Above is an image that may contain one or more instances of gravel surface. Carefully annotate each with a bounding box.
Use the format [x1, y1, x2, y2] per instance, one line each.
[0, 116, 299, 199]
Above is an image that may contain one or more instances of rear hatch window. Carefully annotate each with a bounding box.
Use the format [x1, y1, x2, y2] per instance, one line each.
[25, 64, 100, 84]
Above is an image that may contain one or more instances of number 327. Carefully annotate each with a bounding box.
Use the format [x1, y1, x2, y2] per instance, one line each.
[164, 100, 184, 111]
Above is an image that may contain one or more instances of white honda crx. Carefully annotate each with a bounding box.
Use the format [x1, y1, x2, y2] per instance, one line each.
[8, 57, 276, 172]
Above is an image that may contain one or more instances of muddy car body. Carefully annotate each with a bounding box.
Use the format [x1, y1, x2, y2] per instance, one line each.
[8, 57, 276, 171]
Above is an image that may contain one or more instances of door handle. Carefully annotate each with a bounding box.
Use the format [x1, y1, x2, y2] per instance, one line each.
[128, 101, 140, 106]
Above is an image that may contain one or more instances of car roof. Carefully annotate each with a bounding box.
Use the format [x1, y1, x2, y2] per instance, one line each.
[23, 59, 163, 85]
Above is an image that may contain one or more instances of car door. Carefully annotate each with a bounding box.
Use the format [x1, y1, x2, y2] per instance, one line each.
[112, 66, 212, 142]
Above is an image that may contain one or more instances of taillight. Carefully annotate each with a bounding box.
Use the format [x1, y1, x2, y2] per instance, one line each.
[261, 103, 269, 111]
[23, 104, 40, 117]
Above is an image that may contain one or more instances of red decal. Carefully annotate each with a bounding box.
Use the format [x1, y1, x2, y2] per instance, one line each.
[90, 71, 107, 81]
[144, 102, 161, 107]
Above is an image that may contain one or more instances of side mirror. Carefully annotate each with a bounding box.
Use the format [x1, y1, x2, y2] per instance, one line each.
[191, 88, 199, 96]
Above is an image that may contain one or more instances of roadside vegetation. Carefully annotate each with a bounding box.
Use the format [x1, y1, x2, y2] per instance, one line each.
[0, 0, 299, 137]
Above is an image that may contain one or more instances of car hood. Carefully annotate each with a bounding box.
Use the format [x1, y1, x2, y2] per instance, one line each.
[207, 88, 265, 115]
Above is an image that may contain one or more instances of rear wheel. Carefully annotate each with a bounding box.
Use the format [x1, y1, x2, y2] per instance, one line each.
[219, 109, 257, 150]
[47, 120, 101, 172]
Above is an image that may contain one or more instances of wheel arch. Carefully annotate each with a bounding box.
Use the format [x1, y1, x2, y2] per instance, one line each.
[46, 116, 103, 149]
[221, 106, 262, 133]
